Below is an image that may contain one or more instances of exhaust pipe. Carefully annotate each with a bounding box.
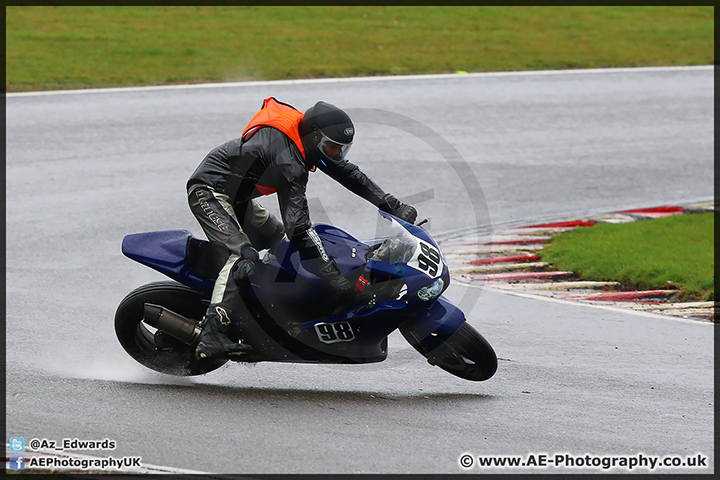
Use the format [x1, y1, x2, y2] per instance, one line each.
[144, 304, 203, 346]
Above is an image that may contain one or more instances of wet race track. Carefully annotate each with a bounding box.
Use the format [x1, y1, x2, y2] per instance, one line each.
[5, 66, 714, 474]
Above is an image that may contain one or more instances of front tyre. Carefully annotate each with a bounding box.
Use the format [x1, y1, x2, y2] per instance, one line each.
[401, 322, 497, 381]
[115, 281, 227, 376]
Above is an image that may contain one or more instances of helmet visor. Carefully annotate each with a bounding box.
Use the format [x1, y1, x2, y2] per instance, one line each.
[318, 132, 352, 162]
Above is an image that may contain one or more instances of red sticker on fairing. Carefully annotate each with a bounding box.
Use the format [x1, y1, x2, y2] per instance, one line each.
[355, 275, 369, 292]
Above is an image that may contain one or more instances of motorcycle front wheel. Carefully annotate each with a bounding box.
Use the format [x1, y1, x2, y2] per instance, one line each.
[115, 281, 227, 376]
[400, 322, 497, 381]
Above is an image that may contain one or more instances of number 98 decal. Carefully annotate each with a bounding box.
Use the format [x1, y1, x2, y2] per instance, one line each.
[413, 240, 444, 278]
[314, 322, 355, 344]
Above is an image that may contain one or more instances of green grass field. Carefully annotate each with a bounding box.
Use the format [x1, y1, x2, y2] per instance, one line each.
[540, 213, 715, 302]
[5, 6, 714, 92]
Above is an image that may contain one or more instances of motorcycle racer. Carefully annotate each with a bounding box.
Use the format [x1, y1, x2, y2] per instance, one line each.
[187, 97, 418, 360]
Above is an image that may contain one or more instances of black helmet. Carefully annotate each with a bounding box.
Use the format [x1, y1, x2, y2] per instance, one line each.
[299, 101, 354, 166]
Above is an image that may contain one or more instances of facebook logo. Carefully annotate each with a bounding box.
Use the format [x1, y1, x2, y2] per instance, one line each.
[9, 455, 25, 470]
[9, 437, 25, 451]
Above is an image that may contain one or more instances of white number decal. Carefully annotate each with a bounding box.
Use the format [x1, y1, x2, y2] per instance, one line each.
[412, 240, 444, 278]
[314, 322, 355, 344]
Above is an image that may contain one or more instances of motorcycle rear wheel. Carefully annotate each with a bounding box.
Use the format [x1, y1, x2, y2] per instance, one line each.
[401, 322, 497, 381]
[115, 281, 227, 376]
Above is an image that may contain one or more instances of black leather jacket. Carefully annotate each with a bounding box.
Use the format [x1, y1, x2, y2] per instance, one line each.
[187, 126, 392, 262]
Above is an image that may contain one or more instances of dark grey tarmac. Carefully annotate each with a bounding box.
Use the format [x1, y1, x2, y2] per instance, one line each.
[5, 66, 713, 474]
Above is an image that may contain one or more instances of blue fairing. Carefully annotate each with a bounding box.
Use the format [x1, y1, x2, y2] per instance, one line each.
[121, 225, 368, 296]
[310, 224, 369, 273]
[122, 215, 465, 361]
[401, 295, 465, 338]
[122, 230, 215, 292]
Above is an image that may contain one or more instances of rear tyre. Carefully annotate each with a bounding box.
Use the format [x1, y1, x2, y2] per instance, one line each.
[400, 322, 497, 381]
[114, 281, 227, 376]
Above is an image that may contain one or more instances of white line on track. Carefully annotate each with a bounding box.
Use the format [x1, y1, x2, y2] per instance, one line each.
[6, 65, 714, 98]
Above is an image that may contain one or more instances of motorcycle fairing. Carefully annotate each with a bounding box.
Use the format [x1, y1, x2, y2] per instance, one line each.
[121, 224, 370, 300]
[122, 230, 216, 292]
[121, 216, 464, 364]
[399, 295, 466, 345]
[238, 290, 398, 364]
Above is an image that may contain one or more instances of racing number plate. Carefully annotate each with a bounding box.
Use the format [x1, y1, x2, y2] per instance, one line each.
[410, 240, 444, 279]
[314, 322, 355, 344]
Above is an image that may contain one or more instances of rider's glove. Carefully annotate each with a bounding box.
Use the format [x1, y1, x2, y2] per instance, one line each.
[232, 245, 259, 283]
[392, 203, 417, 224]
[310, 258, 383, 314]
[379, 193, 418, 224]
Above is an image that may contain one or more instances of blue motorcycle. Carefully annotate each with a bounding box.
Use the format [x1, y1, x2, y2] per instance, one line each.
[115, 211, 497, 381]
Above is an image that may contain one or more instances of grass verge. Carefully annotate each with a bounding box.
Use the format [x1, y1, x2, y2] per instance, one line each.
[539, 213, 715, 302]
[5, 6, 714, 92]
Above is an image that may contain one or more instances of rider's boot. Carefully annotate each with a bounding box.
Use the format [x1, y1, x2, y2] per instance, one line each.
[195, 306, 253, 360]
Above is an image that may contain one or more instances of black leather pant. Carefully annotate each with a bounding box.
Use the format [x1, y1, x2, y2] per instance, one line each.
[188, 185, 283, 336]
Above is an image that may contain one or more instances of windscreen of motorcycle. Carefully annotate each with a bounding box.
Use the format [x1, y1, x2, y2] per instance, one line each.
[370, 213, 445, 279]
